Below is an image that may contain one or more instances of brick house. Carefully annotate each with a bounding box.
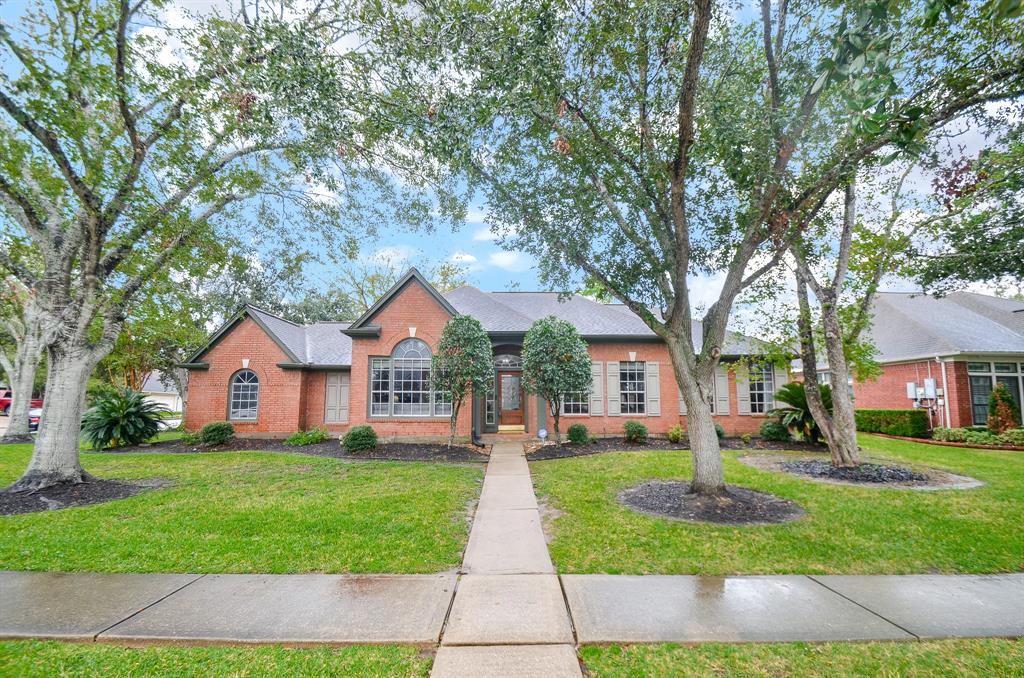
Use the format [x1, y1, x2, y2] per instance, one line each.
[822, 292, 1024, 429]
[183, 269, 790, 440]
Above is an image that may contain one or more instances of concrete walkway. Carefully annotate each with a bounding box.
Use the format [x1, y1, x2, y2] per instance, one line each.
[432, 441, 581, 678]
[0, 440, 1022, 672]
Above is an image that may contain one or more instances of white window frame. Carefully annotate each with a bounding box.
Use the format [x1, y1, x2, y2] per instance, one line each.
[561, 391, 590, 416]
[369, 339, 450, 418]
[229, 369, 260, 421]
[748, 364, 775, 414]
[619, 361, 646, 415]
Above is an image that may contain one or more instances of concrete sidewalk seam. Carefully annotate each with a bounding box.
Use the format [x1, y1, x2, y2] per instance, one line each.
[436, 573, 462, 646]
[93, 574, 207, 642]
[806, 575, 922, 641]
[557, 575, 579, 645]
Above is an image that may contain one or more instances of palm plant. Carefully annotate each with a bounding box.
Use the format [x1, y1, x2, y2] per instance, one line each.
[768, 382, 833, 444]
[81, 389, 168, 450]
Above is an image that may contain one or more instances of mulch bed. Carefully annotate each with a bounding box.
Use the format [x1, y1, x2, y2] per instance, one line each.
[738, 454, 983, 491]
[105, 438, 488, 463]
[528, 436, 824, 460]
[0, 478, 170, 515]
[781, 459, 929, 483]
[619, 481, 805, 525]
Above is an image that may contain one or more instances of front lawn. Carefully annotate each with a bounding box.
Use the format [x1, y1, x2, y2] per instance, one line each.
[0, 641, 429, 677]
[530, 434, 1023, 574]
[581, 639, 1024, 677]
[0, 443, 482, 573]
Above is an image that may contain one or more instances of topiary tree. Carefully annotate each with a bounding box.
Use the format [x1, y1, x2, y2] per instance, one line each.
[431, 315, 494, 447]
[988, 383, 1021, 434]
[81, 389, 167, 450]
[521, 316, 592, 443]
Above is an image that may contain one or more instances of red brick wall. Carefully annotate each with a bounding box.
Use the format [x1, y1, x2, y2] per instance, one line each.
[852, 359, 968, 429]
[184, 317, 305, 436]
[565, 343, 773, 437]
[347, 280, 473, 439]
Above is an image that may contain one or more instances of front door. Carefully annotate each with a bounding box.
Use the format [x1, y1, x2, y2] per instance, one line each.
[498, 372, 524, 426]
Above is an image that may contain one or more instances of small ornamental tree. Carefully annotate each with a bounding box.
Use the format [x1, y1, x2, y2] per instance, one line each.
[521, 316, 592, 443]
[988, 383, 1021, 435]
[431, 315, 494, 447]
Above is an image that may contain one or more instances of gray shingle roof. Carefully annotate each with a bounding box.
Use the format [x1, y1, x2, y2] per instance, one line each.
[444, 288, 760, 354]
[867, 292, 1024, 362]
[244, 307, 352, 366]
[195, 285, 767, 369]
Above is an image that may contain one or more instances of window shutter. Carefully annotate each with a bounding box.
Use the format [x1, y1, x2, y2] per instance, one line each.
[607, 361, 621, 416]
[646, 362, 660, 416]
[715, 367, 730, 415]
[678, 385, 687, 415]
[589, 362, 604, 416]
[736, 370, 751, 415]
[339, 373, 350, 423]
[773, 364, 789, 410]
[325, 373, 350, 423]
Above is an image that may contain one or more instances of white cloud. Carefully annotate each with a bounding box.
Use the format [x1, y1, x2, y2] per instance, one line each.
[472, 227, 498, 241]
[365, 245, 415, 268]
[487, 251, 533, 272]
[450, 251, 478, 264]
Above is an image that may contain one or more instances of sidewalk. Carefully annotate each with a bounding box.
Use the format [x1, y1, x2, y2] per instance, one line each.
[0, 441, 1021, 674]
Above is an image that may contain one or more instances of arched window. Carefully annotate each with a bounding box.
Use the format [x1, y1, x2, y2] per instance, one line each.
[229, 370, 259, 420]
[494, 353, 522, 369]
[370, 339, 451, 417]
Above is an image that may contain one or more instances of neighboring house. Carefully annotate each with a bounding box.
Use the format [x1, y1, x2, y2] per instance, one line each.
[829, 292, 1024, 429]
[141, 372, 183, 412]
[182, 269, 789, 440]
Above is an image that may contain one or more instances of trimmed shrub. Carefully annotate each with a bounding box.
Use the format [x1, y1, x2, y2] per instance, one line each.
[197, 421, 235, 446]
[343, 425, 378, 451]
[760, 420, 790, 442]
[666, 424, 685, 444]
[714, 423, 725, 439]
[623, 420, 648, 444]
[988, 383, 1021, 434]
[741, 433, 753, 446]
[854, 409, 930, 438]
[284, 428, 330, 446]
[933, 426, 1024, 447]
[81, 389, 167, 450]
[567, 423, 589, 445]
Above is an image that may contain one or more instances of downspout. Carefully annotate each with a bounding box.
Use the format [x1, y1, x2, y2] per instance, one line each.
[938, 357, 950, 428]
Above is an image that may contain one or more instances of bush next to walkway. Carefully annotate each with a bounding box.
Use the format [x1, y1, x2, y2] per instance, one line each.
[343, 426, 378, 452]
[521, 316, 592, 443]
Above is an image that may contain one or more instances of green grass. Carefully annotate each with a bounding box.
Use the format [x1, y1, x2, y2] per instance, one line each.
[530, 434, 1024, 574]
[581, 639, 1024, 677]
[0, 641, 430, 677]
[0, 442, 482, 573]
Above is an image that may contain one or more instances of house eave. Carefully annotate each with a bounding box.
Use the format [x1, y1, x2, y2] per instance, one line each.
[178, 362, 209, 370]
[342, 325, 382, 338]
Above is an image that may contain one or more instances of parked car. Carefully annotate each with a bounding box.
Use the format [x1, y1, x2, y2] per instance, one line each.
[0, 390, 44, 416]
[28, 408, 42, 432]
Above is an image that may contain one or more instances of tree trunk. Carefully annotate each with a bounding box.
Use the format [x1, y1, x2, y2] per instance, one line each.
[0, 305, 45, 444]
[551, 406, 561, 443]
[448, 401, 459, 448]
[683, 381, 726, 495]
[4, 343, 101, 492]
[795, 275, 859, 467]
[820, 300, 859, 467]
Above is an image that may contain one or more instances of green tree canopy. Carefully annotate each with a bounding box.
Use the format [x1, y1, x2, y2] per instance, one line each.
[431, 314, 493, 447]
[521, 316, 592, 443]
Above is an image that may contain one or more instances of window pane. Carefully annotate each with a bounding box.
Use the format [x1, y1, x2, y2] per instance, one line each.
[485, 374, 496, 425]
[748, 365, 775, 414]
[229, 370, 259, 420]
[562, 391, 589, 415]
[494, 354, 522, 369]
[393, 359, 431, 416]
[994, 362, 1017, 373]
[969, 376, 992, 425]
[967, 362, 990, 373]
[619, 362, 646, 414]
[371, 359, 390, 416]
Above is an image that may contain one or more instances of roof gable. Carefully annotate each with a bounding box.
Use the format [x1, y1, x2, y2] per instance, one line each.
[345, 268, 457, 336]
